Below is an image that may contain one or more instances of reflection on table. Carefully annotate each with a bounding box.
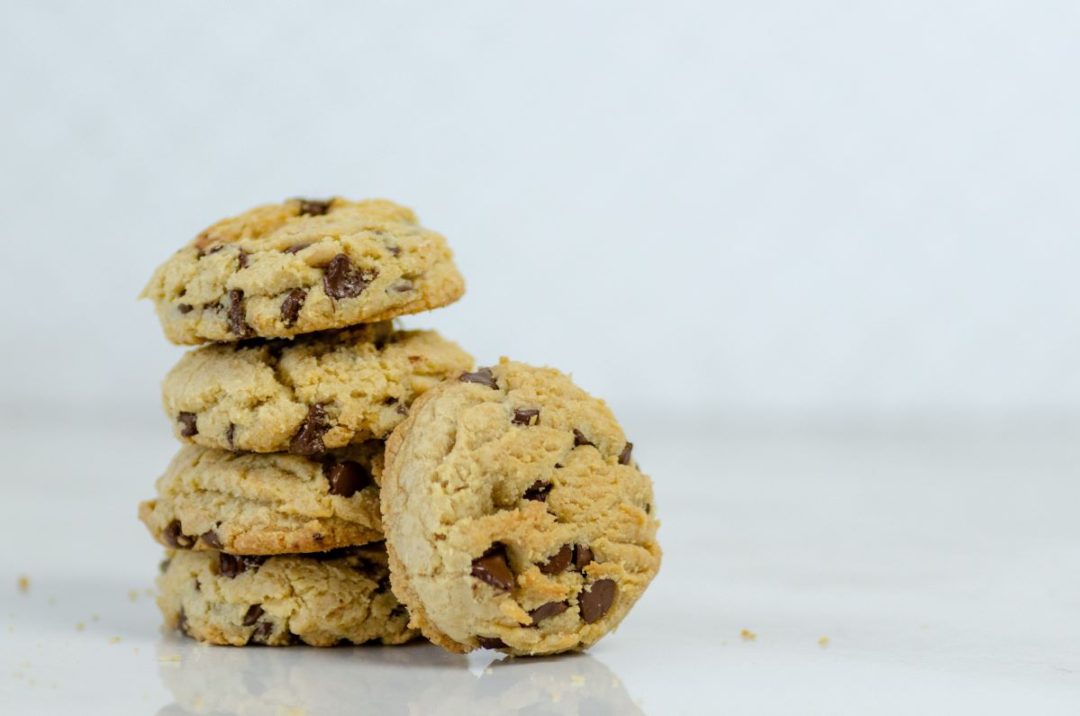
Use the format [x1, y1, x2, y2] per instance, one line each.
[155, 634, 644, 715]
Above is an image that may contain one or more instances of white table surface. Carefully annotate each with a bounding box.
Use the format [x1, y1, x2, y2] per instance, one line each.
[2, 414, 1079, 714]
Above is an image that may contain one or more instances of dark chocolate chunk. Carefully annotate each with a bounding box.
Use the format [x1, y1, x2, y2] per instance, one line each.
[159, 558, 172, 574]
[225, 423, 236, 449]
[459, 367, 498, 390]
[523, 481, 553, 502]
[579, 579, 616, 623]
[386, 244, 401, 257]
[322, 459, 371, 497]
[323, 254, 374, 299]
[237, 251, 249, 269]
[529, 601, 570, 625]
[280, 288, 306, 327]
[177, 412, 198, 437]
[177, 609, 190, 635]
[389, 279, 413, 293]
[201, 530, 223, 549]
[163, 520, 194, 549]
[619, 442, 633, 465]
[573, 429, 595, 448]
[242, 605, 264, 627]
[297, 199, 332, 216]
[512, 408, 540, 426]
[289, 404, 331, 456]
[476, 636, 506, 650]
[249, 621, 274, 644]
[283, 242, 312, 254]
[177, 303, 193, 314]
[471, 544, 514, 591]
[227, 289, 254, 338]
[219, 553, 265, 579]
[538, 544, 573, 575]
[573, 545, 594, 572]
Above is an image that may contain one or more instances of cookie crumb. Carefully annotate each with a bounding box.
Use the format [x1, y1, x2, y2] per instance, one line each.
[818, 636, 830, 648]
[75, 622, 85, 632]
[158, 654, 182, 664]
[740, 628, 757, 641]
[47, 596, 56, 606]
[16, 575, 29, 593]
[91, 614, 100, 622]
[108, 636, 122, 645]
[570, 674, 586, 686]
[128, 590, 139, 602]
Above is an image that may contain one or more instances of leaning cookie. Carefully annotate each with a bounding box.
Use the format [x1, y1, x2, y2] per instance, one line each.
[162, 322, 472, 454]
[158, 545, 417, 646]
[141, 198, 466, 345]
[381, 359, 661, 656]
[139, 443, 383, 555]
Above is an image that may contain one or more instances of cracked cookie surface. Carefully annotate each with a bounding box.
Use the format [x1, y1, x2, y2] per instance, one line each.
[142, 198, 466, 345]
[157, 545, 417, 646]
[162, 322, 472, 454]
[139, 443, 384, 555]
[381, 358, 661, 656]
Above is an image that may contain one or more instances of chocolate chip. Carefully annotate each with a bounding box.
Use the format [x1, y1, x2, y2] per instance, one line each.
[573, 545, 594, 572]
[289, 404, 331, 456]
[163, 520, 194, 549]
[389, 279, 413, 293]
[237, 251, 249, 269]
[539, 544, 573, 575]
[512, 408, 540, 426]
[386, 245, 402, 257]
[242, 605, 264, 627]
[201, 530, 223, 549]
[177, 609, 190, 635]
[323, 254, 374, 299]
[177, 412, 198, 437]
[476, 636, 506, 650]
[249, 621, 273, 644]
[159, 558, 172, 574]
[283, 242, 312, 254]
[579, 579, 616, 623]
[529, 601, 570, 625]
[619, 442, 633, 465]
[396, 403, 409, 415]
[225, 423, 236, 449]
[322, 459, 371, 497]
[523, 481, 552, 502]
[280, 288, 306, 327]
[219, 553, 265, 579]
[313, 532, 325, 543]
[297, 199, 332, 216]
[227, 289, 254, 338]
[573, 429, 594, 448]
[459, 368, 497, 390]
[471, 544, 514, 591]
[177, 303, 193, 314]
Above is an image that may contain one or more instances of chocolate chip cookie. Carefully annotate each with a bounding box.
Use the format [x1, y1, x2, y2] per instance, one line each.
[381, 359, 661, 656]
[139, 443, 384, 555]
[158, 545, 417, 646]
[162, 322, 472, 454]
[142, 198, 466, 345]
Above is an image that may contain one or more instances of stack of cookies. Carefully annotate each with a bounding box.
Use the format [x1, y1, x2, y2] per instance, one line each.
[140, 197, 661, 656]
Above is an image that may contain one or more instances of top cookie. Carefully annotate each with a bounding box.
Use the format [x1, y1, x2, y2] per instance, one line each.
[142, 198, 466, 344]
[381, 359, 661, 656]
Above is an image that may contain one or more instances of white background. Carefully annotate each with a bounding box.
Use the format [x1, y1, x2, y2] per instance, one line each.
[3, 3, 1080, 715]
[2, 0, 1079, 421]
